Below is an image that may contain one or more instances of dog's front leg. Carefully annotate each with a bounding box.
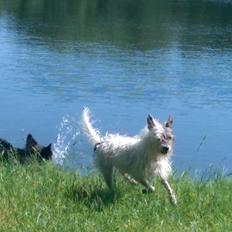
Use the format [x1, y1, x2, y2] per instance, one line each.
[137, 179, 155, 193]
[121, 172, 138, 185]
[160, 179, 177, 205]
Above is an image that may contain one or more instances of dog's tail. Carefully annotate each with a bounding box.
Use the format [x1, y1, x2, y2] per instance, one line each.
[82, 107, 101, 145]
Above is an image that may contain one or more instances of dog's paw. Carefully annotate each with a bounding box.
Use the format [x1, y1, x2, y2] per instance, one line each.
[142, 189, 149, 194]
[142, 186, 155, 194]
[171, 197, 177, 206]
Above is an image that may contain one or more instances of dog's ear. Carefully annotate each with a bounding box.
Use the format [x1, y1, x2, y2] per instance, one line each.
[26, 134, 38, 153]
[46, 143, 52, 152]
[165, 115, 173, 128]
[41, 143, 53, 160]
[147, 114, 155, 129]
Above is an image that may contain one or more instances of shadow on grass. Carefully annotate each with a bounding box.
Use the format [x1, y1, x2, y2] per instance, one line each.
[65, 183, 120, 211]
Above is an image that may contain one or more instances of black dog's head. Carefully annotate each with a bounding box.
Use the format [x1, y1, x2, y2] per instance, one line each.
[25, 134, 53, 161]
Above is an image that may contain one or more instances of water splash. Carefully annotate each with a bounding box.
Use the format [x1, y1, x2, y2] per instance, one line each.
[52, 115, 79, 166]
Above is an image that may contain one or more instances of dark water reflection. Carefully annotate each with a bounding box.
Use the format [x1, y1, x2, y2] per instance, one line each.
[2, 0, 232, 50]
[0, 0, 232, 172]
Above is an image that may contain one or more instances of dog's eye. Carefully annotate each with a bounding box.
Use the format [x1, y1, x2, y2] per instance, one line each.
[167, 136, 172, 140]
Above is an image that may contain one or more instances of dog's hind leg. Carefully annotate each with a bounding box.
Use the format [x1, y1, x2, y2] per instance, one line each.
[100, 165, 114, 191]
[160, 179, 177, 205]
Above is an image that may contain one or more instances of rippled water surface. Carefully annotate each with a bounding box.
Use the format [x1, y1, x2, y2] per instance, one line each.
[1, 0, 232, 172]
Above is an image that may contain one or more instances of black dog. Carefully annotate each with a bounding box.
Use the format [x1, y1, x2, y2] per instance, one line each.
[0, 134, 52, 163]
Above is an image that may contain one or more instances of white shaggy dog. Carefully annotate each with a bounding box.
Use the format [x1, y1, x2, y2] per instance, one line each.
[82, 108, 177, 205]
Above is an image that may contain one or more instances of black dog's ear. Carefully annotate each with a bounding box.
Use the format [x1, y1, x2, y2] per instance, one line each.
[47, 143, 52, 151]
[26, 134, 38, 153]
[147, 114, 155, 129]
[41, 143, 53, 160]
[165, 115, 174, 128]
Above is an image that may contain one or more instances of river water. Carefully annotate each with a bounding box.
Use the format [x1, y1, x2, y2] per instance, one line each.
[0, 0, 232, 173]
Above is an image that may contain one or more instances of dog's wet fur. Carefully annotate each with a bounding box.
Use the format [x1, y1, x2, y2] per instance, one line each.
[82, 108, 177, 205]
[0, 134, 52, 164]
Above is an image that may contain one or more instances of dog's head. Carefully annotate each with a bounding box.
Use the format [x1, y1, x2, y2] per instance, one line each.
[147, 114, 174, 155]
[25, 134, 53, 161]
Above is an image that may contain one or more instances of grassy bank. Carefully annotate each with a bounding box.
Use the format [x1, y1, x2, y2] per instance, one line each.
[0, 162, 231, 231]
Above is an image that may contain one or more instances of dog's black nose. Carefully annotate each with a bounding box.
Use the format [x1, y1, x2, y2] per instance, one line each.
[161, 146, 169, 154]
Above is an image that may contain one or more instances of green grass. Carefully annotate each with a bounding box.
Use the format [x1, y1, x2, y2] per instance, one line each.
[0, 162, 231, 231]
